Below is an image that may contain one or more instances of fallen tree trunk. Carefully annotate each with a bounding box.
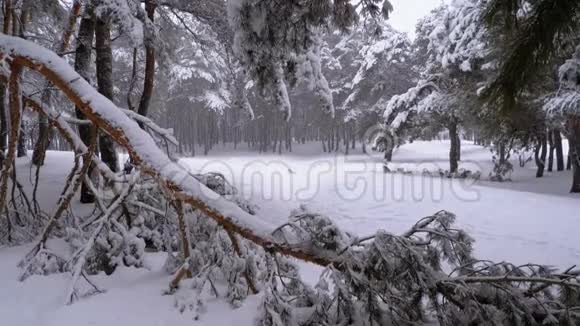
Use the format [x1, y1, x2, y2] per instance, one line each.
[2, 35, 580, 325]
[0, 34, 335, 267]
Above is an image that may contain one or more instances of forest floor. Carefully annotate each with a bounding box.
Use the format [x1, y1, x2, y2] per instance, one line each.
[2, 140, 579, 325]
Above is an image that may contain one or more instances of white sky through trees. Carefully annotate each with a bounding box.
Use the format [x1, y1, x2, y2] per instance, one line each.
[385, 0, 445, 38]
[58, 0, 445, 39]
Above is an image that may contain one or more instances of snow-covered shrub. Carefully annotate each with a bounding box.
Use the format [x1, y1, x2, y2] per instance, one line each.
[18, 249, 67, 281]
[175, 208, 265, 308]
[166, 172, 266, 314]
[489, 156, 514, 182]
[255, 210, 580, 325]
[384, 166, 482, 180]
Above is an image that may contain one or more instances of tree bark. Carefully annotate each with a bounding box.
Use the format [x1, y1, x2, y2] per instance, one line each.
[0, 2, 11, 158]
[448, 121, 459, 173]
[567, 117, 580, 193]
[75, 5, 97, 203]
[534, 132, 547, 178]
[17, 121, 26, 157]
[14, 2, 27, 158]
[384, 146, 394, 162]
[456, 131, 461, 161]
[0, 84, 7, 154]
[136, 0, 156, 124]
[554, 128, 564, 171]
[0, 62, 22, 215]
[95, 15, 119, 173]
[547, 130, 554, 172]
[31, 0, 81, 166]
[31, 91, 51, 164]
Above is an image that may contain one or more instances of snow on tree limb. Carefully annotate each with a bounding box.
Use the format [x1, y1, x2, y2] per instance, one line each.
[0, 34, 337, 267]
[227, 0, 357, 120]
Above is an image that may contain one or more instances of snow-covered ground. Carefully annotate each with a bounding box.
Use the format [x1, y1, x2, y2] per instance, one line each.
[2, 140, 579, 325]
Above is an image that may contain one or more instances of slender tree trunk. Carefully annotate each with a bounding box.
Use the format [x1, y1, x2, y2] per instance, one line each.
[0, 85, 7, 157]
[344, 126, 349, 155]
[31, 90, 51, 164]
[554, 128, 564, 171]
[535, 132, 547, 178]
[384, 132, 394, 162]
[498, 142, 507, 166]
[17, 121, 26, 157]
[456, 132, 461, 161]
[0, 0, 8, 158]
[448, 121, 459, 173]
[13, 2, 27, 158]
[567, 117, 580, 193]
[287, 124, 292, 152]
[95, 14, 119, 172]
[31, 0, 81, 166]
[547, 130, 554, 172]
[136, 0, 156, 124]
[384, 147, 393, 162]
[75, 5, 97, 203]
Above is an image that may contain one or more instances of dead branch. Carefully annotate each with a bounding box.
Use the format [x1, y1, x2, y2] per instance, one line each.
[23, 97, 118, 183]
[19, 128, 96, 272]
[169, 262, 190, 291]
[122, 109, 178, 146]
[65, 171, 141, 305]
[45, 130, 95, 242]
[167, 198, 192, 289]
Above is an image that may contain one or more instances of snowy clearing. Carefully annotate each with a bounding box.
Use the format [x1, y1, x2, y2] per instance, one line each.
[2, 140, 578, 326]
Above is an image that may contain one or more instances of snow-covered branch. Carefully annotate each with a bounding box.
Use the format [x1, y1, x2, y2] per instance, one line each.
[0, 34, 338, 267]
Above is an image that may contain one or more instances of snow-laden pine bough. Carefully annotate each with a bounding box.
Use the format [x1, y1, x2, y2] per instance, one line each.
[0, 35, 579, 325]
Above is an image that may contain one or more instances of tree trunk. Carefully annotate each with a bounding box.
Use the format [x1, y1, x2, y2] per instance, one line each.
[0, 83, 7, 155]
[17, 121, 26, 157]
[554, 128, 564, 171]
[534, 132, 547, 178]
[0, 0, 7, 155]
[567, 117, 580, 193]
[75, 5, 96, 203]
[344, 127, 349, 155]
[31, 91, 51, 164]
[448, 121, 459, 173]
[13, 3, 27, 158]
[136, 0, 156, 124]
[31, 0, 81, 166]
[384, 149, 393, 161]
[499, 142, 507, 166]
[95, 15, 119, 172]
[456, 131, 461, 161]
[547, 130, 554, 172]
